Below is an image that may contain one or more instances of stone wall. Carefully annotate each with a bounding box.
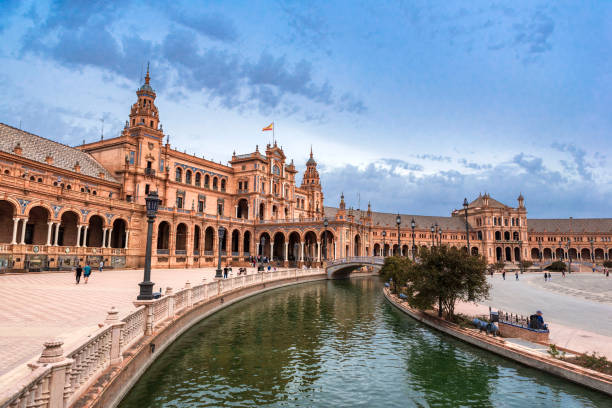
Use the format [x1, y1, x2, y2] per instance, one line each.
[498, 322, 549, 343]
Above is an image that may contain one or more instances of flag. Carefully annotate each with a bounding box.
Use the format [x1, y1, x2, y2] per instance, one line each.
[262, 122, 274, 131]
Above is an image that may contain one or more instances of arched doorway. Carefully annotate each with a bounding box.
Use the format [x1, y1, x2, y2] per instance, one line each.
[505, 247, 512, 262]
[595, 248, 604, 261]
[354, 234, 361, 256]
[87, 215, 104, 247]
[373, 243, 381, 256]
[59, 211, 79, 246]
[273, 232, 285, 261]
[392, 244, 399, 256]
[0, 200, 16, 243]
[259, 203, 265, 220]
[237, 199, 249, 219]
[383, 244, 390, 257]
[288, 232, 301, 264]
[471, 247, 479, 256]
[157, 221, 170, 251]
[110, 218, 127, 248]
[531, 248, 540, 260]
[514, 247, 520, 262]
[231, 229, 240, 255]
[175, 223, 187, 253]
[243, 231, 251, 256]
[569, 248, 578, 260]
[496, 247, 502, 262]
[259, 232, 271, 258]
[220, 229, 227, 255]
[320, 230, 334, 260]
[193, 225, 201, 255]
[204, 227, 215, 254]
[555, 248, 564, 260]
[304, 231, 317, 263]
[581, 248, 591, 261]
[402, 244, 409, 257]
[26, 206, 50, 245]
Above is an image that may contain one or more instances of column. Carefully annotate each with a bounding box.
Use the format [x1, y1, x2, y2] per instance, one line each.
[107, 228, 113, 248]
[256, 242, 260, 257]
[334, 242, 337, 260]
[317, 241, 321, 262]
[101, 228, 108, 248]
[270, 243, 274, 261]
[11, 218, 19, 244]
[46, 221, 53, 246]
[235, 205, 238, 218]
[124, 230, 130, 248]
[83, 225, 89, 247]
[53, 222, 60, 246]
[76, 225, 82, 247]
[284, 242, 288, 262]
[20, 218, 28, 244]
[300, 242, 304, 262]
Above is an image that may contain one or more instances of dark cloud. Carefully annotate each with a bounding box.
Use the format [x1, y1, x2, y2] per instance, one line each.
[321, 154, 610, 218]
[164, 7, 238, 42]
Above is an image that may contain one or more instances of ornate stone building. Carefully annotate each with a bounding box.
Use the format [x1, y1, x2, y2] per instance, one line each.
[1, 71, 611, 271]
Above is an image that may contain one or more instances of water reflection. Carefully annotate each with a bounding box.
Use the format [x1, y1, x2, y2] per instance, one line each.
[120, 277, 608, 407]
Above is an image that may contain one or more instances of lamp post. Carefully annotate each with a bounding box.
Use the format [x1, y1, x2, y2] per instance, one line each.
[411, 218, 416, 261]
[430, 225, 435, 247]
[566, 238, 572, 274]
[396, 214, 401, 256]
[538, 241, 543, 272]
[590, 238, 595, 264]
[137, 191, 161, 300]
[463, 198, 470, 253]
[215, 226, 226, 278]
[438, 227, 442, 246]
[382, 230, 387, 257]
[323, 217, 329, 261]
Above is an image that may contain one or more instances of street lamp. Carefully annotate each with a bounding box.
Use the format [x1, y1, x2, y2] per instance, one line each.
[396, 214, 401, 256]
[411, 218, 416, 261]
[438, 227, 442, 246]
[430, 225, 435, 247]
[463, 198, 470, 253]
[538, 241, 543, 272]
[323, 217, 329, 261]
[382, 230, 387, 257]
[138, 191, 161, 300]
[215, 226, 226, 278]
[590, 238, 595, 264]
[566, 238, 572, 274]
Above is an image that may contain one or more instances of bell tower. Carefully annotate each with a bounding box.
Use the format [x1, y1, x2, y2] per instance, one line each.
[124, 64, 162, 137]
[301, 147, 321, 190]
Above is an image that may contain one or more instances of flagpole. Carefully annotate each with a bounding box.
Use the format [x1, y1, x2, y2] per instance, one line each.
[273, 121, 275, 145]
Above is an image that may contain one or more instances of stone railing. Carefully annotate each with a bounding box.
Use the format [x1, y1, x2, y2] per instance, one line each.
[0, 268, 324, 408]
[326, 256, 385, 267]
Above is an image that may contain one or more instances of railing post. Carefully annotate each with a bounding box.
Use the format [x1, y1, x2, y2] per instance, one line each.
[166, 287, 175, 317]
[105, 307, 126, 365]
[202, 278, 208, 300]
[185, 281, 192, 308]
[133, 300, 155, 336]
[38, 340, 73, 408]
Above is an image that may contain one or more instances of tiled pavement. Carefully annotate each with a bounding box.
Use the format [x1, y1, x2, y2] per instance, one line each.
[0, 267, 256, 381]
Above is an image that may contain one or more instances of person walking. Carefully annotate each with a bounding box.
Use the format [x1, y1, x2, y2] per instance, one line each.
[515, 271, 519, 281]
[75, 263, 82, 284]
[544, 272, 547, 282]
[99, 259, 104, 273]
[83, 263, 92, 284]
[502, 271, 505, 280]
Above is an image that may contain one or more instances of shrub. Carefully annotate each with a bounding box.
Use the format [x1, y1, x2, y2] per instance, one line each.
[545, 261, 566, 271]
[566, 352, 612, 375]
[603, 260, 612, 268]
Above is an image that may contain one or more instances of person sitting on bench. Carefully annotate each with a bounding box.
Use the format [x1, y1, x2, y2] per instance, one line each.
[529, 310, 547, 330]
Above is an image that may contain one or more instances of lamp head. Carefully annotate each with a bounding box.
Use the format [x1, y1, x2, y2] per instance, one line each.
[463, 198, 469, 208]
[396, 214, 401, 225]
[430, 225, 434, 233]
[411, 218, 416, 228]
[382, 230, 386, 237]
[145, 191, 161, 218]
[324, 217, 329, 227]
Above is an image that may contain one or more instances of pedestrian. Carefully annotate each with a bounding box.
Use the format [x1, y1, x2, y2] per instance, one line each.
[544, 272, 547, 282]
[606, 270, 609, 278]
[223, 267, 228, 279]
[99, 259, 104, 273]
[75, 263, 82, 284]
[515, 271, 519, 281]
[548, 272, 552, 281]
[83, 263, 92, 284]
[502, 271, 505, 280]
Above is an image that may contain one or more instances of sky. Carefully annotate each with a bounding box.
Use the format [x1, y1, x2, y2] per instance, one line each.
[1, 0, 611, 218]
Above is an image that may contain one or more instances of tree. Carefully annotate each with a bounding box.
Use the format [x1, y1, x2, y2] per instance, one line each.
[488, 261, 505, 275]
[545, 261, 566, 271]
[380, 256, 413, 294]
[383, 247, 490, 321]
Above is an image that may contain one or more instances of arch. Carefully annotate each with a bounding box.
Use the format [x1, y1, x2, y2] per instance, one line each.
[243, 230, 251, 255]
[531, 248, 540, 260]
[504, 246, 512, 261]
[555, 247, 565, 260]
[193, 225, 201, 254]
[392, 244, 399, 256]
[288, 231, 301, 263]
[303, 231, 317, 263]
[384, 243, 390, 257]
[569, 248, 578, 260]
[221, 179, 226, 191]
[543, 248, 552, 260]
[471, 247, 479, 256]
[185, 169, 192, 184]
[273, 231, 286, 261]
[259, 202, 265, 220]
[110, 218, 127, 248]
[504, 231, 510, 241]
[321, 230, 334, 260]
[25, 206, 50, 245]
[204, 174, 210, 188]
[581, 248, 591, 261]
[87, 215, 105, 247]
[496, 246, 502, 261]
[204, 226, 215, 253]
[594, 248, 604, 260]
[175, 223, 188, 251]
[402, 244, 409, 257]
[231, 229, 240, 255]
[354, 234, 361, 256]
[175, 167, 183, 183]
[220, 228, 227, 254]
[237, 199, 248, 219]
[259, 232, 271, 258]
[0, 200, 16, 243]
[212, 177, 218, 190]
[57, 210, 79, 246]
[157, 221, 170, 250]
[495, 231, 501, 241]
[373, 243, 381, 256]
[514, 247, 520, 262]
[513, 231, 519, 241]
[195, 172, 201, 187]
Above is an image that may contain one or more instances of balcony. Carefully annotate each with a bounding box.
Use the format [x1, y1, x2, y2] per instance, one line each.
[144, 168, 156, 177]
[157, 249, 170, 255]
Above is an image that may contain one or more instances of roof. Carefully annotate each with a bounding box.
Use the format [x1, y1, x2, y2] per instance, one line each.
[528, 218, 612, 233]
[468, 195, 509, 209]
[0, 123, 116, 182]
[324, 207, 468, 230]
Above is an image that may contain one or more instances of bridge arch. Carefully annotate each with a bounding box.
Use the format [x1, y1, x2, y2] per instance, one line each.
[325, 256, 384, 279]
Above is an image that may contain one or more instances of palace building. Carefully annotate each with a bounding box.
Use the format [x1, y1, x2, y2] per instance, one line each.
[1, 70, 611, 272]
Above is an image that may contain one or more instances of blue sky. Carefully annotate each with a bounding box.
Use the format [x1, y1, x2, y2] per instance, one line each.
[1, 0, 611, 218]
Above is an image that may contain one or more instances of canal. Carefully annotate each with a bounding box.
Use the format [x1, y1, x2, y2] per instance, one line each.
[120, 277, 609, 407]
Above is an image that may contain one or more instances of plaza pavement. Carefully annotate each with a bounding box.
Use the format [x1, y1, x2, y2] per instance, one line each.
[0, 266, 263, 383]
[456, 272, 612, 360]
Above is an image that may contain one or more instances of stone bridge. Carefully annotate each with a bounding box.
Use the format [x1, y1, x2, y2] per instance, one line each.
[325, 256, 385, 279]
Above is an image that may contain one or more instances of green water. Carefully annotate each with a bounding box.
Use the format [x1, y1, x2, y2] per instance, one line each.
[120, 278, 609, 407]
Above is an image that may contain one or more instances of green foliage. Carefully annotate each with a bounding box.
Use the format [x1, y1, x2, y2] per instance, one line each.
[548, 344, 561, 358]
[603, 260, 612, 268]
[488, 262, 505, 274]
[382, 247, 490, 320]
[545, 261, 567, 271]
[568, 352, 612, 375]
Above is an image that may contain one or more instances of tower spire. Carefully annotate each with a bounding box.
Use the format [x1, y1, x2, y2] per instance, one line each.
[145, 62, 150, 84]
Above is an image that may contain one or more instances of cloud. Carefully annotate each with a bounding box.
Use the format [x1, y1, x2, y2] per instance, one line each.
[513, 10, 554, 56]
[458, 158, 491, 170]
[551, 142, 592, 181]
[415, 154, 452, 162]
[321, 153, 610, 217]
[164, 7, 238, 42]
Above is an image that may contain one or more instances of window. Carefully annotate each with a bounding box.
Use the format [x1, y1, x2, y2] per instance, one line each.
[185, 170, 192, 184]
[160, 158, 164, 171]
[273, 165, 280, 175]
[195, 172, 201, 186]
[146, 161, 152, 169]
[217, 199, 224, 215]
[176, 196, 184, 209]
[244, 181, 248, 190]
[213, 177, 218, 190]
[129, 151, 135, 165]
[145, 184, 150, 194]
[221, 179, 226, 191]
[198, 199, 205, 212]
[175, 167, 182, 182]
[204, 174, 210, 187]
[150, 120, 154, 127]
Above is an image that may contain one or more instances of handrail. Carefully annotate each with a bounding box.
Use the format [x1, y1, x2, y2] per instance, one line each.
[0, 267, 325, 408]
[326, 256, 385, 267]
